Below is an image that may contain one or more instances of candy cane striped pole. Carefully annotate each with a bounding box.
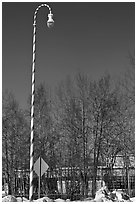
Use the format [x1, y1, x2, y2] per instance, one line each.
[29, 4, 54, 201]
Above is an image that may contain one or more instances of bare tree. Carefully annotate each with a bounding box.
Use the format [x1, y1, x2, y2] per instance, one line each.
[88, 75, 123, 195]
[54, 73, 92, 197]
[2, 91, 29, 194]
[33, 83, 56, 168]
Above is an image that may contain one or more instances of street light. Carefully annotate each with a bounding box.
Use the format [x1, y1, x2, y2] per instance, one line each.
[47, 13, 54, 28]
[29, 4, 54, 201]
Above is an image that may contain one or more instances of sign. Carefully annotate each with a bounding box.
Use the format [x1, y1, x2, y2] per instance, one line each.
[34, 157, 49, 177]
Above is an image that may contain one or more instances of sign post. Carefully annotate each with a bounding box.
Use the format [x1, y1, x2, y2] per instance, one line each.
[34, 157, 49, 198]
[38, 156, 41, 199]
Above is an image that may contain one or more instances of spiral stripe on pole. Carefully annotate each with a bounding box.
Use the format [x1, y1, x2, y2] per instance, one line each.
[29, 9, 36, 199]
[29, 4, 52, 201]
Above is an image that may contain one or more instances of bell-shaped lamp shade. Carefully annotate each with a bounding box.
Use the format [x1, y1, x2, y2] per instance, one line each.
[47, 13, 54, 28]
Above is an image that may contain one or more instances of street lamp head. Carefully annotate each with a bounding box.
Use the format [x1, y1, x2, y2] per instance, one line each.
[47, 13, 54, 28]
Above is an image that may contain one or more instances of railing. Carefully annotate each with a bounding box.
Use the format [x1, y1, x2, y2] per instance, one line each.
[2, 166, 135, 199]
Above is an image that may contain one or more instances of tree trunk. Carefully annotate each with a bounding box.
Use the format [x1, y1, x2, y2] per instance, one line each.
[92, 165, 97, 198]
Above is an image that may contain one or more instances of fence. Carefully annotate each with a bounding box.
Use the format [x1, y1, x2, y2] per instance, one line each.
[2, 166, 135, 199]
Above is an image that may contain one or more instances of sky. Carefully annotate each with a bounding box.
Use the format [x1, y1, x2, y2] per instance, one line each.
[2, 1, 135, 110]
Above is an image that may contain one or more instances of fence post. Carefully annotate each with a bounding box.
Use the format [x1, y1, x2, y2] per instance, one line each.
[127, 167, 130, 196]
